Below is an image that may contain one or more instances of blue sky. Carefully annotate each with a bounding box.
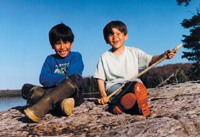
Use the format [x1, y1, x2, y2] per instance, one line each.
[0, 0, 199, 90]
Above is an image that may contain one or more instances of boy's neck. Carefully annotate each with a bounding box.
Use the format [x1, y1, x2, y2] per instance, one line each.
[112, 46, 125, 56]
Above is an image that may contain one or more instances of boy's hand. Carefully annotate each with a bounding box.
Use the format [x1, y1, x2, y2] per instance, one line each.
[150, 49, 177, 65]
[165, 49, 177, 59]
[98, 97, 109, 105]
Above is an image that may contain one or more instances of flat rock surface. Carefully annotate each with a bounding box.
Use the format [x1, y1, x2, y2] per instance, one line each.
[0, 81, 200, 136]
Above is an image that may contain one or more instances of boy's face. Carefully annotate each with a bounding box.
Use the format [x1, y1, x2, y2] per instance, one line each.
[108, 28, 128, 50]
[53, 39, 73, 58]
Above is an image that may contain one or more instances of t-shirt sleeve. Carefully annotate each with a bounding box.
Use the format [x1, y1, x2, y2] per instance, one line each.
[136, 48, 152, 69]
[93, 56, 106, 80]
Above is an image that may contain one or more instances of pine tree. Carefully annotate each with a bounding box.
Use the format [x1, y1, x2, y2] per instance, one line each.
[177, 0, 191, 6]
[181, 13, 200, 61]
[177, 0, 200, 80]
[177, 0, 200, 62]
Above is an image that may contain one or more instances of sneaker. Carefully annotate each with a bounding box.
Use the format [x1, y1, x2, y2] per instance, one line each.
[134, 82, 149, 116]
[113, 93, 136, 114]
[60, 98, 75, 116]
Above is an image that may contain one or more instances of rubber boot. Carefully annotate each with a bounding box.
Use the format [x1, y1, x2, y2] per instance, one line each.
[21, 84, 46, 106]
[60, 98, 75, 116]
[134, 82, 149, 116]
[27, 86, 46, 106]
[24, 77, 78, 122]
[21, 84, 35, 99]
[57, 73, 84, 116]
[113, 93, 137, 114]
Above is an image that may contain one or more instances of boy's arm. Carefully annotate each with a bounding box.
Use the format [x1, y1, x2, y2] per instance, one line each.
[64, 53, 84, 76]
[40, 53, 84, 87]
[57, 53, 84, 84]
[40, 57, 65, 87]
[97, 79, 109, 104]
[149, 50, 176, 66]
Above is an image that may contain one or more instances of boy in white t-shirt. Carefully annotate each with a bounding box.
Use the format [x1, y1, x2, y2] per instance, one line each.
[93, 21, 176, 116]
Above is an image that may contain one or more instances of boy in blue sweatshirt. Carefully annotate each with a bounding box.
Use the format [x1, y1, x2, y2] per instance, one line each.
[21, 23, 84, 122]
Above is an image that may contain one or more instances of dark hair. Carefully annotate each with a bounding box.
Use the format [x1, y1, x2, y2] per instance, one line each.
[49, 23, 74, 48]
[103, 21, 128, 44]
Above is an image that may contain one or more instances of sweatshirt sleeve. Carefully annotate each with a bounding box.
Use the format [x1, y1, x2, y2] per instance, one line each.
[39, 56, 65, 87]
[40, 53, 84, 87]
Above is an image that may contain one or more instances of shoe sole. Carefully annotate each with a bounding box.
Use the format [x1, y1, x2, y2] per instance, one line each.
[61, 98, 75, 116]
[113, 106, 122, 114]
[120, 93, 136, 109]
[24, 108, 41, 123]
[134, 82, 149, 116]
[113, 93, 136, 114]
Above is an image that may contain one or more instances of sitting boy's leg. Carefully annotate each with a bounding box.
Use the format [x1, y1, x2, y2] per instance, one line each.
[118, 80, 149, 116]
[107, 83, 124, 105]
[21, 84, 46, 106]
[68, 73, 84, 106]
[24, 76, 78, 122]
[110, 80, 149, 116]
[27, 86, 47, 106]
[133, 81, 149, 116]
[113, 92, 137, 114]
[21, 84, 35, 99]
[107, 83, 136, 114]
[59, 73, 84, 115]
[60, 98, 75, 116]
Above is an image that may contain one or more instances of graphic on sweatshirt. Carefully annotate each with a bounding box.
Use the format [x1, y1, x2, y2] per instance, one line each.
[54, 62, 70, 75]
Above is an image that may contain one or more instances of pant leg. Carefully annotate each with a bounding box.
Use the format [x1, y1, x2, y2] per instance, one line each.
[123, 79, 144, 93]
[27, 86, 49, 106]
[21, 83, 46, 106]
[107, 83, 124, 105]
[69, 73, 84, 106]
[27, 76, 78, 118]
[21, 83, 35, 99]
[107, 79, 143, 105]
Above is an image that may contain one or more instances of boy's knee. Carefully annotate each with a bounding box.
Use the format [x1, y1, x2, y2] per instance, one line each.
[68, 73, 84, 89]
[134, 81, 147, 93]
[21, 83, 35, 99]
[127, 80, 145, 91]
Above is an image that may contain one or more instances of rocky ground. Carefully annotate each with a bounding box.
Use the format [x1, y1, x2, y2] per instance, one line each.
[0, 81, 200, 137]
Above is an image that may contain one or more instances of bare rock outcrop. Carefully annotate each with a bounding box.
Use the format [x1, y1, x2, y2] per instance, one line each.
[0, 81, 200, 136]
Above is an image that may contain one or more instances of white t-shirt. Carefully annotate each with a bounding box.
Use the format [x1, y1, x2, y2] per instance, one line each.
[93, 46, 152, 90]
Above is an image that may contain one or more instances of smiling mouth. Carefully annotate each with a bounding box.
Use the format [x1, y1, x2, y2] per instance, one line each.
[113, 40, 119, 44]
[58, 50, 67, 54]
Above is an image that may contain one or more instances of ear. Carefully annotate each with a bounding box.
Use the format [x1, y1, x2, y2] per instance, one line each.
[125, 33, 128, 40]
[70, 42, 73, 47]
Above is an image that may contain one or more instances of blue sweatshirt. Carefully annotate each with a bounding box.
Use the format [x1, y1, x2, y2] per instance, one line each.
[39, 51, 84, 87]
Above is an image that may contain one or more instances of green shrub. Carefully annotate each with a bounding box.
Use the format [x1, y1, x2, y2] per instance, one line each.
[175, 67, 188, 83]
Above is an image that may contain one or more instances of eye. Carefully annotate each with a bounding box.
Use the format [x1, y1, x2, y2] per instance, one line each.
[65, 41, 70, 44]
[109, 34, 113, 36]
[55, 42, 61, 45]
